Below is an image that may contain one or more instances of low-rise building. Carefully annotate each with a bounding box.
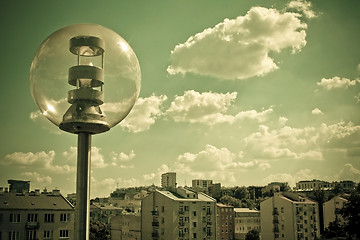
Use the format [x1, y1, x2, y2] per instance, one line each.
[90, 203, 123, 224]
[110, 212, 141, 240]
[141, 187, 217, 240]
[217, 203, 234, 240]
[0, 189, 74, 239]
[260, 192, 320, 240]
[234, 208, 260, 240]
[323, 195, 348, 230]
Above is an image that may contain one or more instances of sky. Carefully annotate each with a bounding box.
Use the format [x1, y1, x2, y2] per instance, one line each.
[0, 0, 360, 198]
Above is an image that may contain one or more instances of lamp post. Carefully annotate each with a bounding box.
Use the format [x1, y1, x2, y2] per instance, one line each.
[30, 24, 141, 239]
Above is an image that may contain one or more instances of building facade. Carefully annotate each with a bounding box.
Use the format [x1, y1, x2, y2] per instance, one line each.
[234, 208, 260, 240]
[260, 192, 320, 240]
[0, 190, 74, 240]
[141, 187, 217, 240]
[217, 203, 234, 240]
[161, 172, 176, 188]
[323, 195, 348, 231]
[111, 213, 141, 240]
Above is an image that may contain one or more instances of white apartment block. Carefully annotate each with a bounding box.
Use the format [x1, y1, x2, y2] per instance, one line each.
[141, 187, 217, 240]
[260, 192, 320, 240]
[0, 190, 74, 240]
[161, 172, 177, 188]
[234, 208, 260, 240]
[323, 195, 348, 230]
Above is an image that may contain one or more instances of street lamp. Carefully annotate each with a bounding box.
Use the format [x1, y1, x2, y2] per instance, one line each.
[30, 24, 141, 239]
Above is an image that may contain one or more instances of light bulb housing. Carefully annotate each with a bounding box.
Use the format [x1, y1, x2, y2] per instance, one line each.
[30, 24, 141, 134]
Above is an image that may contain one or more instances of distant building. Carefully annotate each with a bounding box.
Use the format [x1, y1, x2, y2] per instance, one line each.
[295, 179, 355, 191]
[8, 179, 30, 193]
[234, 208, 260, 240]
[217, 203, 234, 240]
[110, 213, 141, 240]
[0, 189, 74, 239]
[296, 180, 331, 191]
[90, 203, 123, 224]
[260, 192, 320, 240]
[161, 172, 176, 188]
[262, 182, 281, 195]
[208, 183, 221, 199]
[141, 187, 217, 240]
[192, 179, 213, 190]
[323, 195, 348, 231]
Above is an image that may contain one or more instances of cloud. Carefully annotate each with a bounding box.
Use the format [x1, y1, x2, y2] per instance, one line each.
[174, 144, 268, 183]
[21, 172, 52, 185]
[264, 169, 317, 187]
[244, 125, 323, 161]
[287, 0, 317, 19]
[312, 108, 323, 115]
[119, 94, 168, 133]
[62, 146, 108, 168]
[3, 151, 73, 173]
[337, 163, 360, 182]
[110, 150, 136, 168]
[166, 90, 273, 125]
[317, 76, 359, 90]
[167, 6, 308, 80]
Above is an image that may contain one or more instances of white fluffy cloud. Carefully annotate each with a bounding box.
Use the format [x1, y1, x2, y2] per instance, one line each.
[3, 151, 73, 173]
[120, 94, 168, 133]
[174, 144, 269, 183]
[287, 0, 316, 19]
[317, 76, 359, 90]
[264, 169, 318, 187]
[312, 108, 323, 115]
[337, 163, 360, 182]
[110, 150, 136, 168]
[167, 6, 308, 80]
[244, 125, 322, 161]
[166, 90, 273, 125]
[62, 146, 108, 168]
[21, 172, 52, 186]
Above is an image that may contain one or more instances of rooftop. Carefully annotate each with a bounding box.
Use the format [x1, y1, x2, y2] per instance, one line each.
[0, 192, 74, 210]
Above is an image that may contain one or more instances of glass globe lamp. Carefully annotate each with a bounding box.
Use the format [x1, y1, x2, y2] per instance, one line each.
[30, 23, 141, 134]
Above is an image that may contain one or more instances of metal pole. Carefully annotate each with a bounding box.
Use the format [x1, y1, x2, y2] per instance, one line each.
[75, 132, 91, 240]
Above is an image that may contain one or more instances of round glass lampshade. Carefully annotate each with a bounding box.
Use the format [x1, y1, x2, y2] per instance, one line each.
[30, 23, 141, 134]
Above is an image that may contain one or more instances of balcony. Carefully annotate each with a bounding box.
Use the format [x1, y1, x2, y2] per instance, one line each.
[179, 210, 184, 215]
[151, 210, 158, 216]
[273, 219, 279, 224]
[26, 222, 40, 229]
[152, 221, 159, 226]
[207, 221, 212, 225]
[273, 209, 279, 215]
[273, 227, 279, 233]
[152, 232, 159, 238]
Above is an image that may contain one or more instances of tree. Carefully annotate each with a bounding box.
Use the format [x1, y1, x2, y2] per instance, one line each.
[234, 186, 249, 200]
[340, 183, 360, 239]
[279, 182, 290, 192]
[90, 220, 110, 240]
[323, 218, 345, 238]
[245, 229, 260, 240]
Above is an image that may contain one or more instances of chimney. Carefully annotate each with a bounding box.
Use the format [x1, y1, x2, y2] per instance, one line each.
[35, 189, 40, 196]
[52, 189, 60, 196]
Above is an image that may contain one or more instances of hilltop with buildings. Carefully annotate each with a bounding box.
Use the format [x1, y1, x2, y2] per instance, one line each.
[0, 176, 358, 239]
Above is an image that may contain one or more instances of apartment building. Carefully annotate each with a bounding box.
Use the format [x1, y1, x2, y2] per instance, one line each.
[216, 203, 234, 240]
[0, 189, 74, 240]
[260, 192, 320, 240]
[90, 203, 123, 224]
[234, 208, 260, 240]
[323, 195, 348, 230]
[141, 187, 217, 240]
[295, 180, 355, 191]
[161, 172, 177, 188]
[111, 212, 141, 240]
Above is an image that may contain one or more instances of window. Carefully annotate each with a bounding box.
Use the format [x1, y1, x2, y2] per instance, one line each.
[9, 214, 20, 223]
[60, 213, 70, 222]
[8, 231, 19, 240]
[43, 230, 53, 239]
[60, 230, 69, 238]
[193, 222, 197, 227]
[44, 214, 54, 223]
[193, 233, 197, 238]
[27, 214, 38, 222]
[26, 230, 37, 240]
[193, 211, 197, 217]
